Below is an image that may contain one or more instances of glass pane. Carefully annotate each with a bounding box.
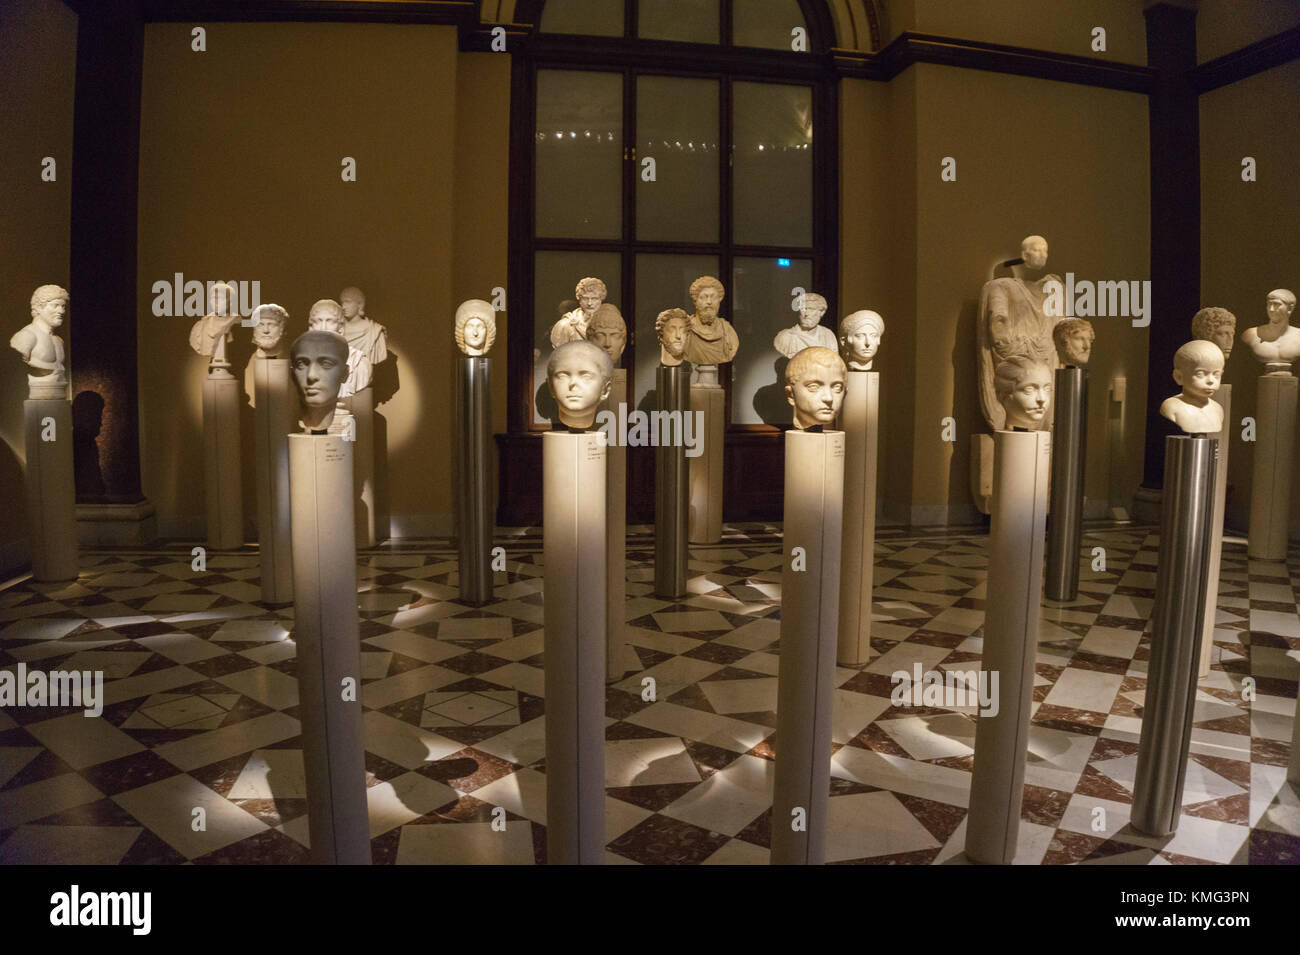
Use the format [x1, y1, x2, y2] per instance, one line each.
[639, 0, 719, 43]
[732, 81, 812, 247]
[536, 70, 623, 239]
[733, 0, 807, 50]
[730, 256, 814, 425]
[637, 76, 719, 243]
[533, 251, 623, 426]
[632, 253, 720, 413]
[539, 0, 623, 36]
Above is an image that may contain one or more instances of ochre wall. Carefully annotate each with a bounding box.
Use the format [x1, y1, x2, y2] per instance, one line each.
[136, 23, 510, 540]
[1197, 0, 1300, 62]
[840, 60, 1151, 525]
[0, 0, 77, 576]
[1200, 59, 1300, 539]
[883, 0, 1148, 64]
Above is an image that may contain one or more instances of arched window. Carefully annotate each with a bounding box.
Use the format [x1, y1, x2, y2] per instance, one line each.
[503, 0, 838, 522]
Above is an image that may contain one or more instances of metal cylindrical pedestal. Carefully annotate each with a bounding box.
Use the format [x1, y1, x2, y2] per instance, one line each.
[456, 356, 493, 604]
[253, 358, 296, 604]
[966, 429, 1051, 865]
[1248, 375, 1296, 560]
[655, 364, 690, 598]
[837, 371, 878, 664]
[1199, 383, 1230, 679]
[771, 429, 845, 865]
[543, 431, 607, 865]
[604, 369, 629, 681]
[688, 383, 724, 544]
[1046, 367, 1087, 601]
[24, 398, 78, 582]
[202, 374, 244, 549]
[289, 433, 371, 864]
[1132, 434, 1217, 837]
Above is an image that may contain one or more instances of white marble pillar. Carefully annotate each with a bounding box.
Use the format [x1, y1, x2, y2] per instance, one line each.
[1248, 375, 1297, 560]
[1199, 383, 1230, 679]
[253, 358, 295, 604]
[202, 374, 243, 550]
[543, 430, 607, 865]
[24, 398, 78, 581]
[349, 387, 377, 548]
[603, 370, 631, 681]
[837, 371, 878, 665]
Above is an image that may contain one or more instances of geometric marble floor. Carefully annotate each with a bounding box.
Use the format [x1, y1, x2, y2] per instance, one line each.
[1, 523, 1297, 865]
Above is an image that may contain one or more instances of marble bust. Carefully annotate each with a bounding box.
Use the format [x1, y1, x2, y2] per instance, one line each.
[683, 276, 739, 367]
[1191, 307, 1236, 362]
[1160, 340, 1225, 433]
[978, 234, 1062, 429]
[250, 304, 289, 358]
[340, 286, 388, 366]
[839, 309, 884, 371]
[547, 340, 612, 431]
[656, 308, 689, 367]
[454, 299, 497, 357]
[11, 284, 69, 399]
[551, 277, 605, 348]
[1052, 318, 1094, 367]
[1241, 288, 1299, 375]
[785, 346, 846, 431]
[189, 282, 240, 373]
[587, 303, 627, 367]
[773, 292, 837, 358]
[993, 356, 1053, 431]
[290, 330, 350, 433]
[308, 298, 370, 397]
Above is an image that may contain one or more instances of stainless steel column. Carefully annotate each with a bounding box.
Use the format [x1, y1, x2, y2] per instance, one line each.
[655, 364, 690, 598]
[456, 355, 493, 604]
[1046, 367, 1087, 601]
[1131, 434, 1217, 837]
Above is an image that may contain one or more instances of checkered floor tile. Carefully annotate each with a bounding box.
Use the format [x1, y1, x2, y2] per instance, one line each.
[1, 524, 1297, 865]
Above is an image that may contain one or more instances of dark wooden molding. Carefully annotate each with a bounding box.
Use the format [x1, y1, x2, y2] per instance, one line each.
[138, 0, 478, 25]
[1190, 24, 1300, 93]
[834, 31, 1157, 92]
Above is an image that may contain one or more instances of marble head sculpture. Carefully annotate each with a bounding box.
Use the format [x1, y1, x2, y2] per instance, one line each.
[684, 275, 739, 366]
[11, 284, 69, 399]
[250, 304, 289, 358]
[1191, 307, 1237, 363]
[188, 281, 240, 370]
[309, 298, 370, 396]
[1052, 318, 1095, 367]
[784, 346, 846, 431]
[656, 308, 690, 367]
[339, 286, 389, 366]
[977, 234, 1061, 430]
[1161, 340, 1225, 433]
[454, 299, 497, 357]
[551, 276, 607, 348]
[839, 309, 884, 371]
[546, 339, 613, 430]
[773, 291, 837, 358]
[993, 356, 1053, 430]
[587, 303, 627, 366]
[1241, 288, 1299, 375]
[290, 330, 350, 433]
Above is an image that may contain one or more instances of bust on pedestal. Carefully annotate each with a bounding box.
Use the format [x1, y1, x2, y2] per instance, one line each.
[190, 283, 243, 549]
[773, 292, 837, 359]
[1159, 341, 1225, 434]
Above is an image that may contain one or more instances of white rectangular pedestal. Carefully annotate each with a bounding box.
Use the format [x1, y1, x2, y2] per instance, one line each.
[771, 429, 845, 865]
[837, 371, 878, 665]
[1248, 375, 1296, 560]
[202, 375, 244, 550]
[24, 399, 78, 581]
[966, 429, 1050, 865]
[289, 434, 370, 864]
[543, 430, 607, 864]
[604, 370, 630, 681]
[689, 385, 724, 544]
[1199, 383, 1230, 678]
[349, 387, 377, 548]
[254, 359, 295, 604]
